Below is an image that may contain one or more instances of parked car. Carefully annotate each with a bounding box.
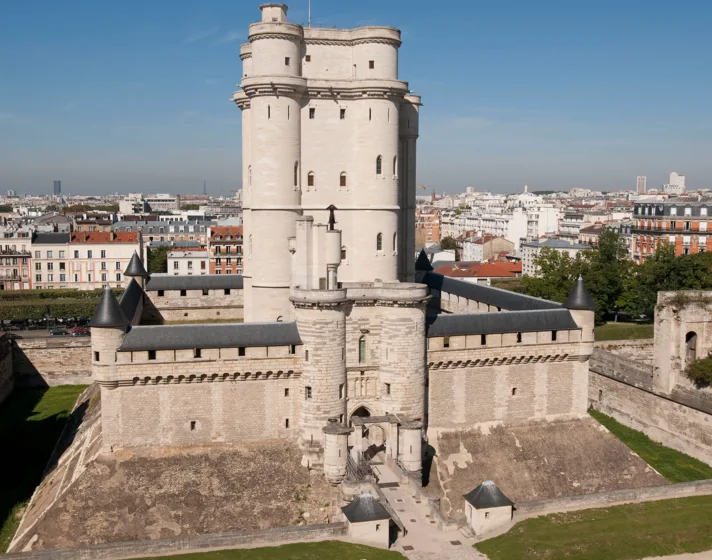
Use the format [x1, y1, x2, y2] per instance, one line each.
[71, 327, 90, 337]
[49, 328, 70, 336]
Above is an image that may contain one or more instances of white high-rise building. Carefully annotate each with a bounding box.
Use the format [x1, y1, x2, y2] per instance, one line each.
[670, 172, 686, 191]
[234, 3, 421, 322]
[636, 176, 647, 194]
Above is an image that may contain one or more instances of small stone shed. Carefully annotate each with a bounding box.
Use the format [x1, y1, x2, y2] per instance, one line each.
[341, 492, 392, 549]
[463, 480, 513, 536]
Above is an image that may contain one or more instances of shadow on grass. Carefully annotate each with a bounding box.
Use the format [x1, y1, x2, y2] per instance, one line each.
[0, 387, 83, 551]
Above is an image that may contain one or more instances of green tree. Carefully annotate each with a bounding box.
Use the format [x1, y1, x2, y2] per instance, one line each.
[148, 246, 169, 274]
[440, 236, 457, 251]
[521, 247, 582, 304]
[0, 204, 12, 212]
[181, 203, 201, 211]
[686, 354, 712, 386]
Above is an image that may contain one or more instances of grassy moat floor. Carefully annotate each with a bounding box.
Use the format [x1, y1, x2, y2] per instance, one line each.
[594, 322, 654, 341]
[476, 495, 712, 560]
[0, 385, 87, 551]
[589, 409, 712, 483]
[133, 541, 404, 559]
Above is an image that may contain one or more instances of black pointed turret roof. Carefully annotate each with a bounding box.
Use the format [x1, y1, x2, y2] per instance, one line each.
[564, 276, 596, 311]
[124, 251, 149, 278]
[415, 249, 434, 272]
[341, 493, 391, 523]
[463, 481, 513, 510]
[90, 286, 130, 328]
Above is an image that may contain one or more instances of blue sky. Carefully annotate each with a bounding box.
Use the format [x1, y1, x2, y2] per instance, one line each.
[1, 0, 711, 195]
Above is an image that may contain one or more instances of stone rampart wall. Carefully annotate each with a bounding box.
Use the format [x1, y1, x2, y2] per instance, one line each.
[590, 347, 654, 391]
[4, 523, 346, 560]
[594, 338, 654, 365]
[151, 289, 244, 322]
[516, 479, 712, 517]
[13, 338, 92, 387]
[590, 371, 712, 465]
[0, 335, 14, 404]
[428, 342, 590, 432]
[433, 289, 498, 314]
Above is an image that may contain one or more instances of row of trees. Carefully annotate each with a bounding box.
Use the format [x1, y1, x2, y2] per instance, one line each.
[0, 288, 124, 322]
[521, 230, 712, 322]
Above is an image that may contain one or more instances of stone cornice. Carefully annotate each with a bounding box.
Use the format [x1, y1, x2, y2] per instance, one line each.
[428, 353, 581, 370]
[98, 369, 301, 389]
[304, 37, 401, 48]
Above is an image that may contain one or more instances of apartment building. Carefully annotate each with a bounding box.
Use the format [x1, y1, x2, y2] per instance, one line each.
[168, 250, 209, 275]
[521, 238, 589, 277]
[32, 231, 142, 290]
[632, 196, 712, 262]
[113, 220, 213, 245]
[208, 226, 243, 275]
[0, 229, 32, 290]
[415, 209, 440, 246]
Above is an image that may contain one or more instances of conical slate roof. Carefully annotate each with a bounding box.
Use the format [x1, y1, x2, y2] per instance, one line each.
[124, 251, 149, 278]
[463, 480, 513, 509]
[564, 276, 596, 311]
[90, 286, 130, 328]
[415, 249, 434, 272]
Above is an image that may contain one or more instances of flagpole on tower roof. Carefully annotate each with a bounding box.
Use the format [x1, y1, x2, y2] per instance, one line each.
[308, 0, 311, 27]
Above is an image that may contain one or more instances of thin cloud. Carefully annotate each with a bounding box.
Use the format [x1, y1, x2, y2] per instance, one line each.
[0, 113, 14, 120]
[182, 26, 219, 44]
[214, 30, 244, 44]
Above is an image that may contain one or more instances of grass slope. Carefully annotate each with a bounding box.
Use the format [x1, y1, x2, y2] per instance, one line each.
[589, 409, 712, 483]
[476, 495, 712, 560]
[0, 385, 87, 551]
[594, 322, 654, 341]
[134, 541, 404, 559]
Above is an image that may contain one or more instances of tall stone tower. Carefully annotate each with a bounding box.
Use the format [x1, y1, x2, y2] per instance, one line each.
[235, 3, 421, 322]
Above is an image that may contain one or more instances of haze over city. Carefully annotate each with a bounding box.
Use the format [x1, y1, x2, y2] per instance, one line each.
[1, 0, 711, 195]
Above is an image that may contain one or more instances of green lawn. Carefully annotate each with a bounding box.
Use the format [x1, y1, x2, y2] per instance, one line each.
[0, 385, 87, 551]
[133, 541, 404, 559]
[476, 495, 712, 560]
[589, 409, 712, 483]
[594, 322, 654, 341]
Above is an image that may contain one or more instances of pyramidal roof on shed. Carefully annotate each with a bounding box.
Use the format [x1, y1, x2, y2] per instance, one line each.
[463, 480, 513, 509]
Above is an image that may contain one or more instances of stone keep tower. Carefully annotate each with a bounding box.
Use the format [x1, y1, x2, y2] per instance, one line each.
[235, 3, 421, 322]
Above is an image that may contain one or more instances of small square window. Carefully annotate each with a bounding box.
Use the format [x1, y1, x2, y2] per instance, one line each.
[305, 386, 312, 399]
[194, 348, 202, 359]
[224, 288, 231, 295]
[94, 351, 100, 361]
[305, 54, 311, 62]
[190, 421, 196, 431]
[480, 334, 487, 345]
[443, 336, 450, 348]
[516, 332, 522, 343]
[148, 350, 156, 360]
[340, 108, 346, 120]
[369, 60, 375, 69]
[284, 56, 290, 66]
[180, 290, 187, 297]
[309, 107, 315, 119]
[202, 288, 209, 296]
[485, 512, 490, 519]
[512, 387, 517, 396]
[289, 344, 296, 355]
[552, 330, 557, 342]
[285, 388, 289, 397]
[238, 347, 246, 356]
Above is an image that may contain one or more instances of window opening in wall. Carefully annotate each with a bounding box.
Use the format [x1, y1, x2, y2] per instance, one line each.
[238, 347, 246, 356]
[268, 105, 271, 119]
[393, 155, 397, 176]
[287, 105, 290, 119]
[339, 384, 344, 399]
[369, 60, 374, 69]
[305, 386, 312, 399]
[289, 344, 296, 355]
[285, 56, 290, 66]
[148, 350, 156, 360]
[552, 330, 557, 341]
[376, 233, 383, 251]
[157, 290, 164, 297]
[341, 247, 347, 260]
[443, 336, 450, 348]
[393, 232, 397, 251]
[340, 108, 346, 120]
[340, 172, 347, 187]
[94, 351, 100, 361]
[294, 162, 299, 187]
[516, 332, 522, 343]
[369, 108, 372, 121]
[376, 155, 382, 175]
[309, 107, 315, 119]
[512, 387, 517, 396]
[194, 348, 202, 359]
[224, 288, 231, 295]
[190, 421, 196, 431]
[385, 382, 391, 395]
[305, 349, 309, 361]
[248, 165, 251, 186]
[598, 389, 603, 401]
[376, 523, 381, 532]
[285, 418, 289, 428]
[359, 337, 366, 363]
[308, 172, 315, 187]
[485, 512, 490, 519]
[202, 288, 209, 296]
[180, 290, 187, 297]
[340, 414, 344, 423]
[481, 334, 487, 345]
[285, 388, 289, 397]
[305, 54, 311, 62]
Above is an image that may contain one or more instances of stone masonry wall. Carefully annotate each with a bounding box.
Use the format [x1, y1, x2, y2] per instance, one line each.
[590, 371, 712, 465]
[432, 289, 499, 315]
[589, 347, 654, 391]
[595, 338, 654, 365]
[13, 338, 92, 387]
[150, 288, 244, 322]
[428, 340, 589, 435]
[0, 335, 13, 404]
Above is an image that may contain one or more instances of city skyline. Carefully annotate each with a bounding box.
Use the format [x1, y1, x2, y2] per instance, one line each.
[1, 0, 711, 195]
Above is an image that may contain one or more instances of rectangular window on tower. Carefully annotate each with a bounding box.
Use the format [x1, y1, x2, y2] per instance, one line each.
[340, 108, 346, 120]
[309, 107, 315, 119]
[284, 57, 290, 66]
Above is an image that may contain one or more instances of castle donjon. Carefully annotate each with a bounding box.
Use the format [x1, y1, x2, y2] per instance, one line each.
[89, 3, 595, 486]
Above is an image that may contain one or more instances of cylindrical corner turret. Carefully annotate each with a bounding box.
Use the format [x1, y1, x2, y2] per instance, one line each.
[565, 276, 595, 345]
[399, 420, 423, 473]
[292, 288, 348, 470]
[90, 287, 129, 387]
[260, 3, 288, 23]
[323, 417, 353, 485]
